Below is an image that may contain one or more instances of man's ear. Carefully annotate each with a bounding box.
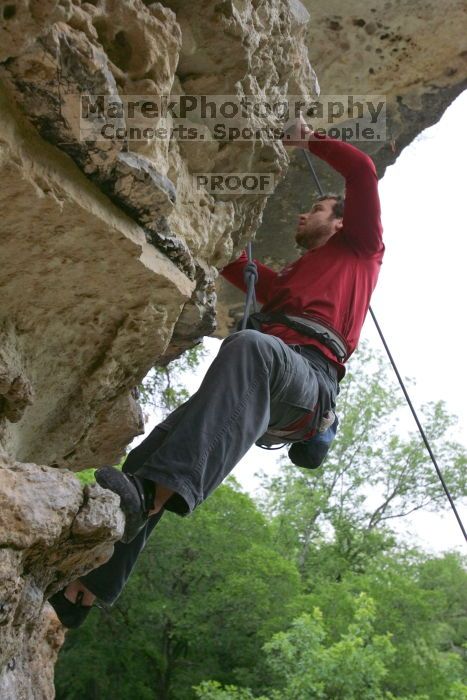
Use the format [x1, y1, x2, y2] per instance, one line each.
[335, 217, 344, 233]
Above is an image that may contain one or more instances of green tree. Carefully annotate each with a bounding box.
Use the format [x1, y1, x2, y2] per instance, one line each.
[194, 682, 269, 700]
[301, 549, 467, 699]
[55, 482, 301, 700]
[194, 594, 443, 700]
[260, 343, 467, 578]
[139, 344, 207, 415]
[263, 594, 394, 700]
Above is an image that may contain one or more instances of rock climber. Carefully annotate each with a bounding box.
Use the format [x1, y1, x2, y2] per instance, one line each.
[49, 116, 384, 628]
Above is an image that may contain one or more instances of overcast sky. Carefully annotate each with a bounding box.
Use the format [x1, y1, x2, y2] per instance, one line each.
[138, 90, 467, 555]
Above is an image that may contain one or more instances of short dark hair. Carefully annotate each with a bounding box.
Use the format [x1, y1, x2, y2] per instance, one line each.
[316, 193, 344, 219]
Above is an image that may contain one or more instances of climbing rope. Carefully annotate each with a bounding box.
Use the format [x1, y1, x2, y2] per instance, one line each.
[240, 242, 258, 330]
[369, 307, 467, 542]
[241, 148, 467, 544]
[303, 149, 466, 543]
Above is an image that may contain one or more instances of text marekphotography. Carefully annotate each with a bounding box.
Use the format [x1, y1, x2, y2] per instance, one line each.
[79, 94, 387, 143]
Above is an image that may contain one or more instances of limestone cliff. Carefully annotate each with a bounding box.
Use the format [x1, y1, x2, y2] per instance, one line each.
[0, 0, 465, 698]
[0, 1, 315, 697]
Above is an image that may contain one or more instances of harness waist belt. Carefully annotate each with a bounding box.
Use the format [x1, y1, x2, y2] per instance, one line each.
[247, 312, 348, 362]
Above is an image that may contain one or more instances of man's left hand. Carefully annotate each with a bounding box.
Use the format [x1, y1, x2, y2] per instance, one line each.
[281, 114, 313, 149]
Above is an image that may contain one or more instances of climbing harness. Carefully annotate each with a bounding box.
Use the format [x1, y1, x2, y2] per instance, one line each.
[240, 146, 467, 544]
[241, 243, 338, 460]
[246, 311, 348, 362]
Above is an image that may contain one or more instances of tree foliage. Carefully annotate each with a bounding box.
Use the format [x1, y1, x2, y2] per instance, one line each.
[138, 345, 207, 416]
[55, 483, 301, 700]
[55, 342, 467, 700]
[194, 554, 467, 700]
[259, 342, 467, 577]
[195, 587, 466, 700]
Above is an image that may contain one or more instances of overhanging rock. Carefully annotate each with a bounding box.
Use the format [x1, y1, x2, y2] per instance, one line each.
[1, 0, 465, 695]
[0, 0, 316, 468]
[217, 0, 467, 331]
[0, 1, 315, 696]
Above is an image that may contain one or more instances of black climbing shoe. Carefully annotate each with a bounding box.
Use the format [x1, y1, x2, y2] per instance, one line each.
[48, 590, 92, 629]
[95, 466, 155, 543]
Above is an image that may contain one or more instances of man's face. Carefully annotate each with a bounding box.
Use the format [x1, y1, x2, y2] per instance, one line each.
[295, 198, 343, 250]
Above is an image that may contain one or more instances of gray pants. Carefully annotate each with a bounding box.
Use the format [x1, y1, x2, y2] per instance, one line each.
[81, 330, 337, 603]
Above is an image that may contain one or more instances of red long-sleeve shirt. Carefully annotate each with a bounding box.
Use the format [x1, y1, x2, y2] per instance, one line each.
[221, 135, 384, 379]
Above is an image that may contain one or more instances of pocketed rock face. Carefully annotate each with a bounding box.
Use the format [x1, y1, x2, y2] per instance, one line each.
[3, 0, 464, 694]
[0, 608, 64, 700]
[0, 0, 315, 468]
[0, 1, 314, 696]
[0, 454, 124, 700]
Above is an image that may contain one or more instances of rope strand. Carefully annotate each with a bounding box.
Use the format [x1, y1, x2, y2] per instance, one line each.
[239, 147, 467, 544]
[241, 242, 258, 330]
[299, 149, 466, 543]
[369, 308, 467, 542]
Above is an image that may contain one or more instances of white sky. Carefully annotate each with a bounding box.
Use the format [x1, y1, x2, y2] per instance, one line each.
[138, 90, 467, 556]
